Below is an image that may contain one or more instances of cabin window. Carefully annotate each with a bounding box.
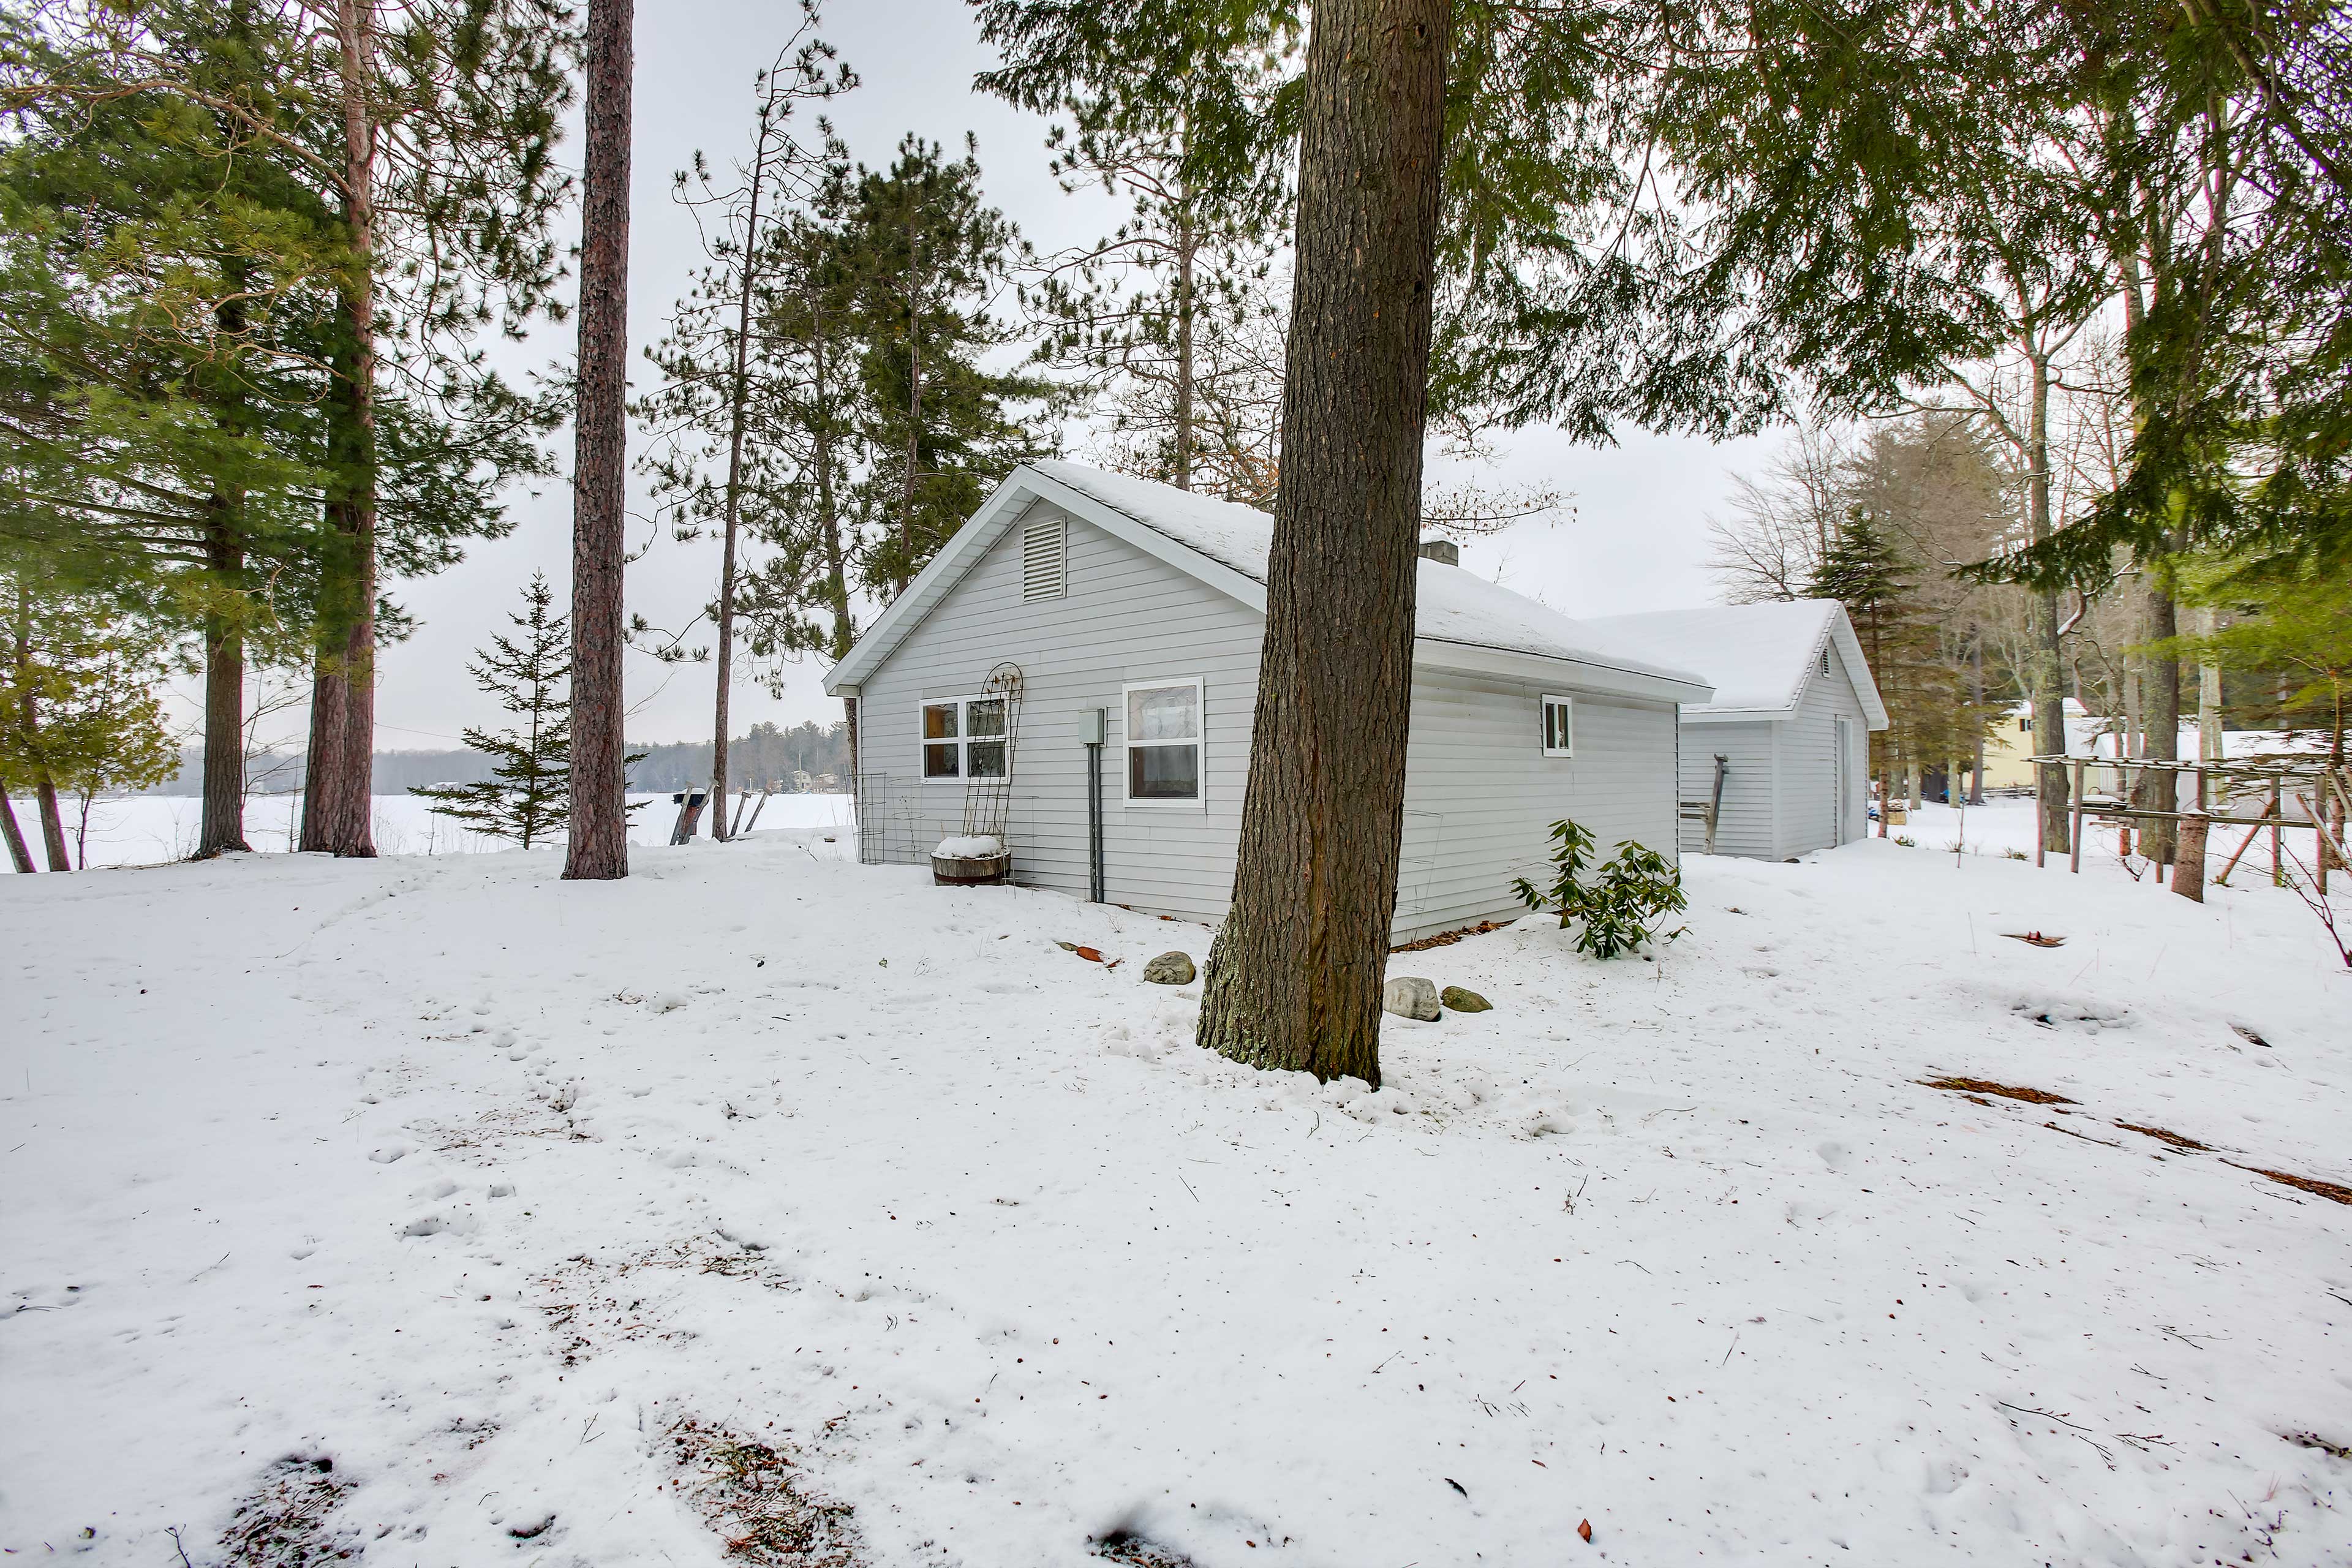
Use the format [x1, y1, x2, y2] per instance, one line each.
[1124, 679, 1203, 805]
[1542, 694, 1575, 757]
[1022, 513, 1067, 601]
[921, 695, 1008, 781]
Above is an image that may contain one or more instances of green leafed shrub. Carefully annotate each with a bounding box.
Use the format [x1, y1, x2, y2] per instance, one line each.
[1510, 818, 1690, 960]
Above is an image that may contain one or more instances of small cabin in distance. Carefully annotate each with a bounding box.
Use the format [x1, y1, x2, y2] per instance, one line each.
[1580, 601, 1889, 859]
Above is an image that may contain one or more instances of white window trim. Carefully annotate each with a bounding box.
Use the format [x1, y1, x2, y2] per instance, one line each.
[1121, 677, 1207, 810]
[1541, 693, 1575, 758]
[918, 693, 1009, 785]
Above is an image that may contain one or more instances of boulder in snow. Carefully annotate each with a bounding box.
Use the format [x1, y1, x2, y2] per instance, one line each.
[1383, 976, 1440, 1022]
[1142, 951, 1196, 985]
[1441, 985, 1493, 1013]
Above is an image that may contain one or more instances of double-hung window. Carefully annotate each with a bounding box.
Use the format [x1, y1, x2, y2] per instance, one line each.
[1541, 693, 1575, 757]
[1124, 679, 1203, 805]
[921, 695, 1008, 780]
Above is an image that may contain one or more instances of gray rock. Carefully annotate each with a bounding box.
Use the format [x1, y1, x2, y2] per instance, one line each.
[1142, 951, 1196, 986]
[1382, 976, 1440, 1022]
[1440, 985, 1492, 1014]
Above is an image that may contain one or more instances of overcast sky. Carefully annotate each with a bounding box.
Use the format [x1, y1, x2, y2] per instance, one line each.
[243, 0, 1780, 753]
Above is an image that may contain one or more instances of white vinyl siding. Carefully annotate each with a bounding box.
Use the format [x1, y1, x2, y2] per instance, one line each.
[1675, 720, 1777, 858]
[853, 497, 1689, 937]
[854, 500, 1261, 921]
[1542, 694, 1574, 756]
[1771, 639, 1872, 855]
[1678, 639, 1873, 858]
[1394, 671, 1678, 942]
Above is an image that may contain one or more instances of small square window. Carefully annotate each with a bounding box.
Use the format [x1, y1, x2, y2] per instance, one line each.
[1542, 694, 1574, 758]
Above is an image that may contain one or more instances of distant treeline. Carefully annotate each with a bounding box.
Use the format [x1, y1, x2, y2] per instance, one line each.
[627, 722, 853, 793]
[144, 720, 854, 797]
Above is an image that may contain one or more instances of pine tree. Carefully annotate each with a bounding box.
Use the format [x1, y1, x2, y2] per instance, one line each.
[734, 211, 870, 761]
[2, 0, 573, 862]
[1810, 507, 1963, 822]
[1, 562, 178, 870]
[637, 13, 851, 839]
[1190, 0, 1452, 1088]
[840, 135, 1053, 598]
[976, 0, 1291, 495]
[565, 0, 635, 882]
[412, 575, 573, 848]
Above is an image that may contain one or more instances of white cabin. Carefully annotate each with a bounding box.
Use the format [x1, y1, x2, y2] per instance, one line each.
[824, 462, 1714, 941]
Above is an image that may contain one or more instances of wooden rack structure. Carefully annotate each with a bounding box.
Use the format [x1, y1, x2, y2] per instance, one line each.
[2026, 753, 2351, 899]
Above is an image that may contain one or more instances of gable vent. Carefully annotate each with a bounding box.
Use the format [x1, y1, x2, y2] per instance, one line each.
[1022, 513, 1067, 601]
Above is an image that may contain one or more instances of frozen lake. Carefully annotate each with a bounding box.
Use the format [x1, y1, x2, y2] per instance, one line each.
[1, 791, 857, 872]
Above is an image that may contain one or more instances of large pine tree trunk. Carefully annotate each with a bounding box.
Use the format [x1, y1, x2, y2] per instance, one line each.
[300, 647, 347, 851]
[1173, 200, 1196, 490]
[322, 0, 379, 858]
[198, 597, 251, 858]
[199, 278, 254, 859]
[2141, 565, 2180, 864]
[2022, 349, 2070, 853]
[12, 595, 69, 870]
[564, 0, 635, 882]
[34, 778, 69, 871]
[0, 788, 32, 873]
[1195, 0, 1451, 1089]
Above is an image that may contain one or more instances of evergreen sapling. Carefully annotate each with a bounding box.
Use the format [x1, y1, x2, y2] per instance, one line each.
[413, 576, 579, 849]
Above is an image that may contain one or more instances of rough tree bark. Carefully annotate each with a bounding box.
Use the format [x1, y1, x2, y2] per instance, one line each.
[34, 778, 67, 870]
[2140, 559, 2180, 864]
[564, 0, 635, 881]
[322, 0, 379, 858]
[709, 101, 785, 842]
[1172, 192, 1195, 490]
[2021, 342, 2070, 854]
[198, 276, 254, 858]
[10, 589, 68, 870]
[893, 221, 925, 598]
[1195, 0, 1451, 1088]
[197, 548, 251, 857]
[0, 789, 32, 873]
[298, 631, 345, 851]
[302, 0, 381, 856]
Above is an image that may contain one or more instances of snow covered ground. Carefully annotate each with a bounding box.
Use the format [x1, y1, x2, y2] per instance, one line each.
[4, 820, 2349, 1565]
[1, 791, 858, 871]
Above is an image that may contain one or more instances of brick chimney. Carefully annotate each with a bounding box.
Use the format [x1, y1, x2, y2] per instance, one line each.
[1417, 538, 1460, 567]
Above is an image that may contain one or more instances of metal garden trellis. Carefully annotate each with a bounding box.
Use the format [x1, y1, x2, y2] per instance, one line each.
[962, 662, 1025, 841]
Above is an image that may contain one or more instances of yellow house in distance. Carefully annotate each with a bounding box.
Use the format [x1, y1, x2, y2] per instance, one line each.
[1979, 700, 2097, 790]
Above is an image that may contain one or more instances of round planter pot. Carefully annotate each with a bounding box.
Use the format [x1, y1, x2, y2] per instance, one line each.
[932, 851, 1012, 887]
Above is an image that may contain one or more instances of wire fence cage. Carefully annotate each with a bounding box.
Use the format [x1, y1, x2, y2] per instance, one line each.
[851, 773, 926, 868]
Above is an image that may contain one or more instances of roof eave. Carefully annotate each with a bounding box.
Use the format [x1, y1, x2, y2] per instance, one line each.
[1413, 637, 1714, 704]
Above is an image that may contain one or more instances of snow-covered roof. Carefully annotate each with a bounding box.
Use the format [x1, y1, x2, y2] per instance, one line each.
[1580, 600, 1890, 729]
[826, 462, 1714, 703]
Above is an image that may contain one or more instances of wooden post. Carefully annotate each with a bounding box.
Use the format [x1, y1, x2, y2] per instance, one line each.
[2173, 810, 2207, 902]
[2213, 815, 2263, 886]
[2271, 777, 2284, 886]
[2068, 760, 2085, 873]
[2034, 761, 2047, 868]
